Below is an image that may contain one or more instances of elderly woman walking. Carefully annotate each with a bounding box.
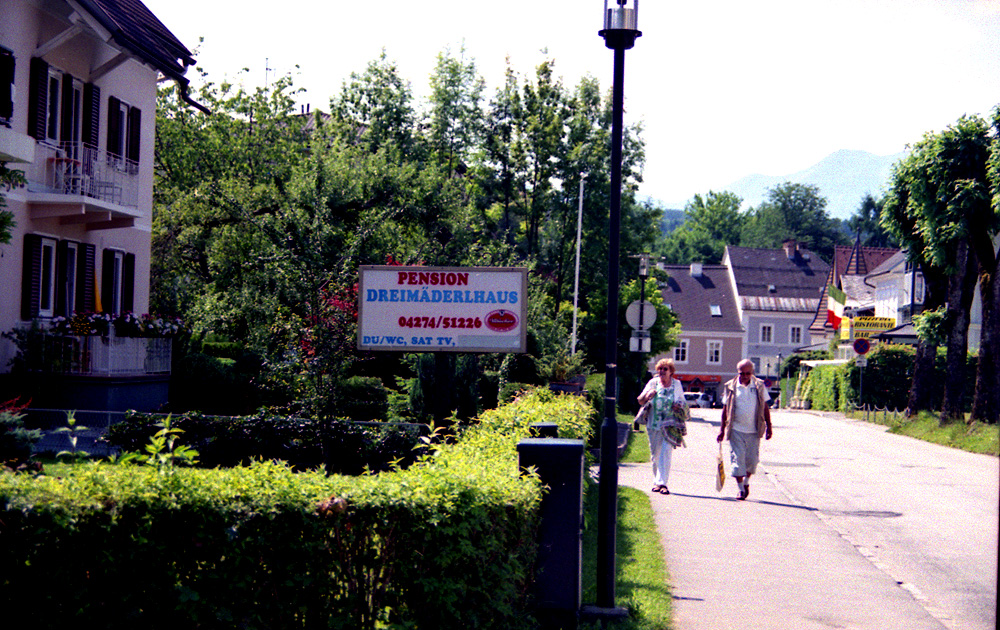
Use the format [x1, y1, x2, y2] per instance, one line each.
[637, 358, 688, 495]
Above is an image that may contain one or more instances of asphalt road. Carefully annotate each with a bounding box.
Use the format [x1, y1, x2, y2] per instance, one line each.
[617, 408, 998, 630]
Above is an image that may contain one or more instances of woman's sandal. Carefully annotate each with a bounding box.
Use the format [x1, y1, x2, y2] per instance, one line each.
[658, 486, 670, 495]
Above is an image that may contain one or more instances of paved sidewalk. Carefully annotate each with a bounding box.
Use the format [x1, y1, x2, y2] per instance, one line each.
[617, 412, 949, 630]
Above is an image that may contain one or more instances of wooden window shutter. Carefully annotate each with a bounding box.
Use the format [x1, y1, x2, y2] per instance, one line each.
[0, 48, 13, 121]
[107, 95, 121, 157]
[126, 106, 141, 163]
[27, 57, 48, 140]
[77, 243, 96, 313]
[60, 72, 74, 143]
[83, 83, 100, 147]
[122, 252, 135, 313]
[101, 248, 114, 314]
[21, 234, 42, 320]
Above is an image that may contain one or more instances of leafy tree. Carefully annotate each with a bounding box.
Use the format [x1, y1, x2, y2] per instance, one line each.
[153, 50, 665, 417]
[329, 49, 418, 157]
[0, 162, 25, 244]
[520, 58, 567, 258]
[881, 113, 999, 423]
[617, 274, 680, 413]
[659, 190, 744, 264]
[481, 60, 526, 245]
[427, 44, 485, 174]
[741, 182, 847, 262]
[847, 194, 896, 248]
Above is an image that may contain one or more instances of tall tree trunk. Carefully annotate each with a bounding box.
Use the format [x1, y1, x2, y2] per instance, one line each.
[907, 268, 947, 415]
[908, 341, 939, 416]
[971, 252, 1000, 423]
[940, 241, 978, 424]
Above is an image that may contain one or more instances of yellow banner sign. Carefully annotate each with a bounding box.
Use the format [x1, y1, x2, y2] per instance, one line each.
[853, 316, 896, 339]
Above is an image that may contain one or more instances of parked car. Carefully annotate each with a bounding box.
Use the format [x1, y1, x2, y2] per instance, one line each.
[683, 392, 713, 408]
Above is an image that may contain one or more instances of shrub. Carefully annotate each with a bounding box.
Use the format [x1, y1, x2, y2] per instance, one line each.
[170, 351, 261, 415]
[105, 412, 427, 475]
[334, 376, 388, 422]
[0, 410, 40, 470]
[0, 388, 595, 629]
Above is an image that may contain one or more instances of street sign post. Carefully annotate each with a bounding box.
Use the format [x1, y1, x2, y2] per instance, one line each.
[625, 300, 656, 331]
[853, 338, 870, 404]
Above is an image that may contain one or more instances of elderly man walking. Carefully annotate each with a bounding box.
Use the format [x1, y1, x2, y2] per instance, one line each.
[717, 359, 773, 500]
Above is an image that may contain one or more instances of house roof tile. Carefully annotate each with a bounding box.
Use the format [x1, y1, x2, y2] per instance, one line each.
[80, 0, 194, 78]
[725, 244, 830, 303]
[659, 265, 743, 333]
[808, 243, 901, 332]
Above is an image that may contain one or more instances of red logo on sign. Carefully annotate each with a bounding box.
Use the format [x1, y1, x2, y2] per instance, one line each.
[485, 310, 518, 332]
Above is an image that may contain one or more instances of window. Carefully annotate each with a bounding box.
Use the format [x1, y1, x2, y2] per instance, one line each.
[709, 304, 722, 317]
[673, 339, 688, 363]
[0, 47, 13, 125]
[22, 235, 96, 320]
[21, 235, 56, 319]
[102, 248, 135, 316]
[28, 59, 96, 148]
[790, 325, 802, 345]
[45, 67, 60, 142]
[760, 324, 773, 344]
[38, 238, 57, 318]
[707, 340, 722, 365]
[59, 241, 78, 316]
[63, 77, 84, 157]
[107, 96, 141, 168]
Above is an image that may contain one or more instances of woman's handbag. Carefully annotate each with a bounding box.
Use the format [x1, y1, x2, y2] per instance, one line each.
[633, 402, 651, 428]
[715, 443, 726, 491]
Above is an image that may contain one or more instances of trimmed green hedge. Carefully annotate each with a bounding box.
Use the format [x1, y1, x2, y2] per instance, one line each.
[799, 344, 976, 412]
[104, 412, 427, 475]
[1, 388, 594, 629]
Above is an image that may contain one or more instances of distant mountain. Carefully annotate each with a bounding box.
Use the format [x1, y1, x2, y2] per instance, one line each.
[722, 149, 908, 221]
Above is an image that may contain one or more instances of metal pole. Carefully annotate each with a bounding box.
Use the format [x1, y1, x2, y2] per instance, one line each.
[572, 175, 586, 355]
[597, 42, 627, 611]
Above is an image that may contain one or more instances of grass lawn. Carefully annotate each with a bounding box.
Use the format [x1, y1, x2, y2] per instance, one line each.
[580, 416, 672, 630]
[847, 408, 999, 456]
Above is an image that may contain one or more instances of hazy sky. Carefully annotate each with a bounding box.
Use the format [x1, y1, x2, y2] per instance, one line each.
[143, 0, 1000, 208]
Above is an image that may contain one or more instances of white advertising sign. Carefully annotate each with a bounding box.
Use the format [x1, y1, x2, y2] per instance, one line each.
[358, 266, 528, 353]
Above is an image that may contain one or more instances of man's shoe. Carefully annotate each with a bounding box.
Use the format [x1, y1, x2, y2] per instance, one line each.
[743, 483, 749, 499]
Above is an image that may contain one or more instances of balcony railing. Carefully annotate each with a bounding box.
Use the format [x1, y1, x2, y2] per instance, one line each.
[26, 141, 139, 209]
[26, 335, 171, 377]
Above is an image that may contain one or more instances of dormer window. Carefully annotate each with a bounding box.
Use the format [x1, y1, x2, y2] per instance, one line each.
[710, 304, 722, 317]
[768, 284, 777, 293]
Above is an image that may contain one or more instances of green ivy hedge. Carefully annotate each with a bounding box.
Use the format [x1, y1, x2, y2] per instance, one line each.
[0, 388, 594, 629]
[799, 344, 976, 412]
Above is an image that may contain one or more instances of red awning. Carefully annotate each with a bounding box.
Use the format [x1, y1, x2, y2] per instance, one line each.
[675, 374, 722, 383]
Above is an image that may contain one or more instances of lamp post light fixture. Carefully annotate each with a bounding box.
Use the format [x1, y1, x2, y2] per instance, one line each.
[593, 0, 640, 618]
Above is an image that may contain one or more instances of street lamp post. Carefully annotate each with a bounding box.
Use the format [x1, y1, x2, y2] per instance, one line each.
[595, 0, 640, 615]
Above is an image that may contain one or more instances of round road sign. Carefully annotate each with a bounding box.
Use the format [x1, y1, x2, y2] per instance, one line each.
[625, 300, 657, 331]
[853, 338, 871, 355]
